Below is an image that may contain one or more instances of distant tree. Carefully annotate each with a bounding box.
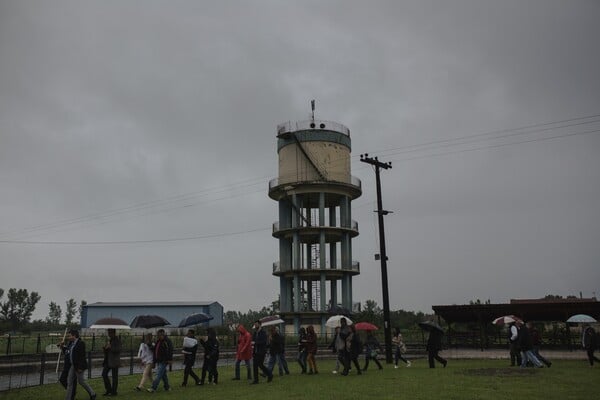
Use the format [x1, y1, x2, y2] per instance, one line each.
[0, 288, 41, 329]
[65, 298, 77, 325]
[46, 302, 62, 325]
[0, 288, 4, 300]
[78, 300, 87, 322]
[353, 299, 383, 326]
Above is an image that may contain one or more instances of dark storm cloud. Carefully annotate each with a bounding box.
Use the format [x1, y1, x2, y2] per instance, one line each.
[1, 0, 599, 319]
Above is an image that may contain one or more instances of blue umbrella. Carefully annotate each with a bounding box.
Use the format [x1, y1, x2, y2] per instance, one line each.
[178, 312, 214, 328]
[566, 314, 597, 324]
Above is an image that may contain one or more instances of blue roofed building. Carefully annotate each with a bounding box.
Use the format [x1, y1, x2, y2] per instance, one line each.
[81, 301, 223, 329]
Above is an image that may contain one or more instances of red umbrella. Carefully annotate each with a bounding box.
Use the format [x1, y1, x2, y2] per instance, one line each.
[354, 322, 378, 331]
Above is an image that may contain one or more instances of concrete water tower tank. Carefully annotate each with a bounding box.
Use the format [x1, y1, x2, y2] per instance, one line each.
[268, 117, 362, 333]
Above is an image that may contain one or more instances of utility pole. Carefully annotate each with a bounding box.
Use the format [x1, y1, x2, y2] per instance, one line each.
[360, 153, 393, 363]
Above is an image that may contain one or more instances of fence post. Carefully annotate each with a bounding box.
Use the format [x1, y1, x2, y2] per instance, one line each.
[37, 334, 42, 354]
[88, 351, 92, 379]
[40, 352, 46, 385]
[130, 335, 134, 375]
[6, 334, 11, 355]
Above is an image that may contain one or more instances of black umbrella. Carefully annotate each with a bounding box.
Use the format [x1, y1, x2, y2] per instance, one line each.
[418, 320, 444, 334]
[130, 315, 171, 329]
[178, 312, 214, 328]
[328, 305, 352, 317]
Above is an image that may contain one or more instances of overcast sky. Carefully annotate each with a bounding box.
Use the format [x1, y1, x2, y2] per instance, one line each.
[1, 0, 599, 321]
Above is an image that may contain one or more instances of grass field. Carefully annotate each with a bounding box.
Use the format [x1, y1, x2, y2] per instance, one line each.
[1, 359, 598, 400]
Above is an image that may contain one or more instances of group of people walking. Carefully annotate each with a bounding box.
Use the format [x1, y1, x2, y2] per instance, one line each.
[58, 320, 418, 399]
[507, 320, 552, 368]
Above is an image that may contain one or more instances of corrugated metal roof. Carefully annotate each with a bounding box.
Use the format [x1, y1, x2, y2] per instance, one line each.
[86, 301, 219, 307]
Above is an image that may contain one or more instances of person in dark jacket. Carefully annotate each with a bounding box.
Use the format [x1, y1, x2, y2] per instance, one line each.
[58, 337, 76, 400]
[582, 324, 600, 366]
[517, 321, 543, 368]
[267, 326, 290, 376]
[63, 329, 96, 400]
[527, 322, 551, 367]
[297, 327, 308, 374]
[199, 328, 220, 384]
[338, 318, 352, 375]
[508, 321, 522, 367]
[148, 329, 173, 392]
[347, 325, 362, 375]
[426, 329, 447, 368]
[181, 329, 201, 386]
[363, 331, 383, 371]
[251, 320, 273, 384]
[101, 328, 121, 396]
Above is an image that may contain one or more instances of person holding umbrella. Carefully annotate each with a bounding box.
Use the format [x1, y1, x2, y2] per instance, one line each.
[181, 329, 201, 386]
[148, 329, 173, 393]
[101, 328, 121, 396]
[582, 323, 599, 366]
[251, 320, 273, 384]
[507, 321, 522, 367]
[420, 321, 447, 368]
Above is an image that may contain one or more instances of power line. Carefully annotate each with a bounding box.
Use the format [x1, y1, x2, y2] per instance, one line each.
[0, 227, 271, 246]
[384, 128, 600, 164]
[2, 113, 598, 241]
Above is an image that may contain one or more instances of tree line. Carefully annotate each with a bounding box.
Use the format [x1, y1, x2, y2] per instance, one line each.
[0, 287, 86, 333]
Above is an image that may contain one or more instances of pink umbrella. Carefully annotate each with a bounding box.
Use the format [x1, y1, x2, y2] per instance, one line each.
[354, 322, 378, 331]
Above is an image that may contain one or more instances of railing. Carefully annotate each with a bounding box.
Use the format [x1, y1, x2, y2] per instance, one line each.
[272, 220, 358, 233]
[276, 120, 350, 137]
[273, 261, 360, 273]
[268, 175, 362, 191]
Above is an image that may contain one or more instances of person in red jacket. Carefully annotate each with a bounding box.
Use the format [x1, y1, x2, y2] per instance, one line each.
[233, 324, 253, 380]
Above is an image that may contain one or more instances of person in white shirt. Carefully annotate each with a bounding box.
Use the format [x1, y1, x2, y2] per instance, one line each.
[135, 333, 154, 391]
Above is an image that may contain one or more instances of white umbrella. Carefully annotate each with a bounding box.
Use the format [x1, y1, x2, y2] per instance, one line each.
[90, 317, 131, 330]
[259, 314, 285, 327]
[261, 318, 285, 327]
[566, 314, 597, 324]
[326, 315, 353, 328]
[492, 315, 522, 326]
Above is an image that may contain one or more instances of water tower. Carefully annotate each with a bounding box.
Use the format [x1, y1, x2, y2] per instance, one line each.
[268, 106, 362, 334]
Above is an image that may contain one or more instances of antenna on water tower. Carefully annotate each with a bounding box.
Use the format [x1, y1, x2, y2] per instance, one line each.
[311, 99, 315, 121]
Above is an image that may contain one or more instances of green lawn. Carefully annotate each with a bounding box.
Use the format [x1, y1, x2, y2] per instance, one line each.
[1, 359, 598, 400]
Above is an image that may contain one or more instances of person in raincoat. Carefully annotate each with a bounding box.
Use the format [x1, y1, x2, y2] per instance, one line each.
[233, 324, 253, 380]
